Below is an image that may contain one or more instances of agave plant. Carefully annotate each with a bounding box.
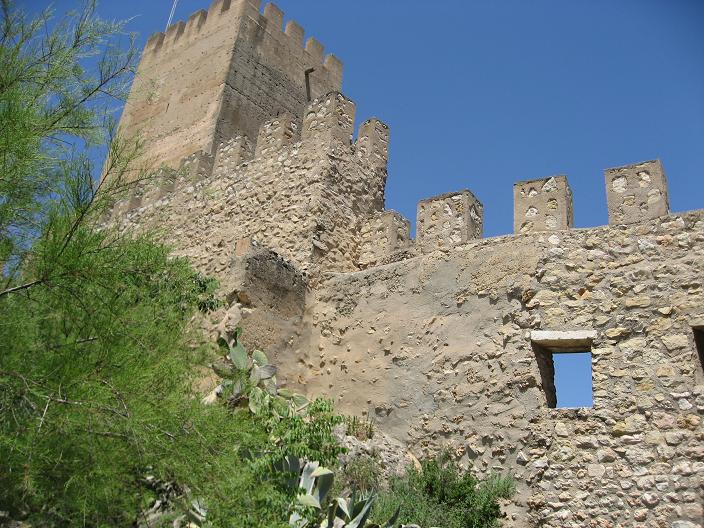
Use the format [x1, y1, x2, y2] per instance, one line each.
[204, 327, 309, 418]
[284, 456, 400, 528]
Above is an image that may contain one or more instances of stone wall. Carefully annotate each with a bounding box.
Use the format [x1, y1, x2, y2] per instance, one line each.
[288, 211, 704, 528]
[111, 92, 389, 283]
[112, 87, 702, 527]
[111, 4, 703, 526]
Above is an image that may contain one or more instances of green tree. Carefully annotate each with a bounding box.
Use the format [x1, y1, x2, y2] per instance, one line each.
[0, 2, 293, 525]
[0, 0, 140, 289]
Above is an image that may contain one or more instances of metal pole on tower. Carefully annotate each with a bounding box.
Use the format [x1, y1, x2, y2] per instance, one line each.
[165, 0, 179, 32]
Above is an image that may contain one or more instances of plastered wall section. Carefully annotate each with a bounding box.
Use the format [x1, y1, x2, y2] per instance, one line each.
[293, 210, 704, 528]
[117, 0, 341, 172]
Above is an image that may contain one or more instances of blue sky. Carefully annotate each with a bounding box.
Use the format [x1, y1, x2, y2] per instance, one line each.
[554, 353, 593, 408]
[18, 1, 703, 407]
[20, 0, 704, 237]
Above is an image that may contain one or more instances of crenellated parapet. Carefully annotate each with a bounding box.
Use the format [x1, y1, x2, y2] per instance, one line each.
[111, 88, 391, 278]
[605, 159, 669, 225]
[358, 211, 412, 269]
[140, 0, 244, 61]
[514, 175, 574, 234]
[115, 89, 382, 228]
[140, 1, 342, 84]
[417, 190, 484, 254]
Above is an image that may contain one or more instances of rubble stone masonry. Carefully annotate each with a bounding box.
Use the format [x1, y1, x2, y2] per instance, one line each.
[111, 2, 703, 526]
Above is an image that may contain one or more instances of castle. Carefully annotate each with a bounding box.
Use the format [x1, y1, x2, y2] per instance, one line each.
[110, 1, 704, 526]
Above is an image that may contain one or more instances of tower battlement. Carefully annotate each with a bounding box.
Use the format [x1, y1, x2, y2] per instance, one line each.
[141, 1, 342, 84]
[117, 0, 343, 174]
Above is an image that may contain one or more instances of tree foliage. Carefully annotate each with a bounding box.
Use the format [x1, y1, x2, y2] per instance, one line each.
[0, 1, 294, 525]
[0, 0, 141, 288]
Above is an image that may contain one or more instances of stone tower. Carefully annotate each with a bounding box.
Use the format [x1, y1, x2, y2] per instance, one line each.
[118, 0, 342, 170]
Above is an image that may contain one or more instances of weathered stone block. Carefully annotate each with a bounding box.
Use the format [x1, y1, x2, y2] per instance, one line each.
[179, 150, 214, 180]
[514, 175, 573, 233]
[605, 159, 669, 225]
[355, 119, 389, 169]
[302, 92, 355, 148]
[230, 237, 307, 357]
[255, 114, 298, 158]
[531, 330, 597, 351]
[358, 211, 411, 268]
[213, 135, 253, 177]
[416, 190, 483, 253]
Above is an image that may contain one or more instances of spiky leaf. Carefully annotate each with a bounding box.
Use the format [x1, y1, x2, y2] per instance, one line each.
[229, 342, 248, 370]
[300, 461, 319, 494]
[252, 349, 268, 366]
[336, 497, 350, 519]
[350, 495, 370, 520]
[292, 393, 309, 409]
[297, 493, 320, 509]
[314, 472, 334, 507]
[347, 496, 375, 528]
[311, 467, 333, 478]
[383, 506, 400, 528]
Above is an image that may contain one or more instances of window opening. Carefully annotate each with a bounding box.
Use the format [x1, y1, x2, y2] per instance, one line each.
[553, 351, 593, 408]
[531, 330, 595, 409]
[693, 327, 704, 373]
[305, 68, 315, 102]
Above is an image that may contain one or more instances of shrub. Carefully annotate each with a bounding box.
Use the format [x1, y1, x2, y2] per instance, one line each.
[337, 454, 382, 495]
[371, 451, 515, 528]
[344, 415, 375, 440]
